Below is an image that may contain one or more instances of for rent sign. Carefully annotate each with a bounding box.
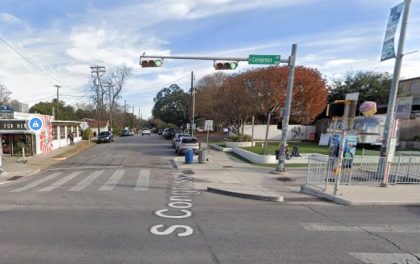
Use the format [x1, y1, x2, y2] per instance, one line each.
[0, 120, 27, 130]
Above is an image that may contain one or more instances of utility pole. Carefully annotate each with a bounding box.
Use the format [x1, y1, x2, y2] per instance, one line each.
[124, 100, 127, 113]
[276, 44, 298, 172]
[138, 108, 141, 128]
[379, 0, 411, 186]
[90, 65, 106, 136]
[54, 84, 61, 120]
[132, 106, 135, 128]
[190, 71, 196, 137]
[104, 81, 113, 131]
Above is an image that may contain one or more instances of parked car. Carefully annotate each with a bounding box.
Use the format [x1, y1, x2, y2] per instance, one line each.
[175, 137, 199, 155]
[97, 131, 113, 143]
[121, 129, 130, 136]
[162, 128, 168, 137]
[129, 129, 135, 136]
[158, 129, 163, 135]
[165, 128, 176, 139]
[172, 133, 190, 147]
[142, 129, 151, 136]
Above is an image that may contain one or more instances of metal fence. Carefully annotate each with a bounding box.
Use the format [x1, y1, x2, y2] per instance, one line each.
[306, 154, 420, 190]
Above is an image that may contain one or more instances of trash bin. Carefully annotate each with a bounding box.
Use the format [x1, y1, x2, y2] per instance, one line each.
[275, 150, 280, 160]
[198, 150, 206, 163]
[185, 149, 193, 164]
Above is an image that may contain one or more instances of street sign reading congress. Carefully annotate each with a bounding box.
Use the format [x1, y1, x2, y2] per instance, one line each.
[248, 55, 281, 65]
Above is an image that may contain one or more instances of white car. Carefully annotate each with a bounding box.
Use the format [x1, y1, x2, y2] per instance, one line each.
[142, 129, 151, 136]
[175, 137, 199, 155]
[172, 133, 190, 148]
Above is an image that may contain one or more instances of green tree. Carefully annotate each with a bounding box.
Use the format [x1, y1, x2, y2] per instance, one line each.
[152, 84, 189, 126]
[29, 99, 77, 120]
[329, 71, 392, 104]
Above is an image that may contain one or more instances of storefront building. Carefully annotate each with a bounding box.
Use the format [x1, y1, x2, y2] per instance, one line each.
[0, 111, 82, 156]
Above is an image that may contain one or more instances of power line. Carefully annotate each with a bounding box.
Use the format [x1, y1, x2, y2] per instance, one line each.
[0, 34, 78, 91]
[124, 74, 190, 92]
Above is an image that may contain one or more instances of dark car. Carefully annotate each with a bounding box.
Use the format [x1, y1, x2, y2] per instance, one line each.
[165, 128, 176, 139]
[120, 129, 130, 136]
[97, 131, 113, 143]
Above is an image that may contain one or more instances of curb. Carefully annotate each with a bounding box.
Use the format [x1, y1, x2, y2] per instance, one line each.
[300, 185, 351, 205]
[300, 184, 420, 206]
[207, 187, 283, 202]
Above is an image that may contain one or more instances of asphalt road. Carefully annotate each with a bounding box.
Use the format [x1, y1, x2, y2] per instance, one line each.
[0, 134, 419, 264]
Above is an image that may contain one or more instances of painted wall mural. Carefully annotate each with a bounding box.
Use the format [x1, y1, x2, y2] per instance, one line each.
[40, 115, 53, 153]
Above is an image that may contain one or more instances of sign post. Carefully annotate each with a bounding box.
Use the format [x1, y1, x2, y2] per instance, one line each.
[204, 120, 213, 153]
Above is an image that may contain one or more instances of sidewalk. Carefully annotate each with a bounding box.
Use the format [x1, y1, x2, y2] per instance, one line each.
[301, 184, 420, 206]
[174, 150, 321, 203]
[0, 141, 94, 183]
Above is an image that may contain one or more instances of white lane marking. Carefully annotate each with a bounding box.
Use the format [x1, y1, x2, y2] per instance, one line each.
[37, 171, 82, 192]
[10, 173, 61, 192]
[301, 223, 420, 233]
[150, 225, 194, 237]
[99, 170, 124, 191]
[349, 253, 420, 264]
[69, 170, 103, 191]
[135, 169, 150, 191]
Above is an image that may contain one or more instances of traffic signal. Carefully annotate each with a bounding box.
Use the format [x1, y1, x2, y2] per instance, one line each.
[140, 58, 163, 68]
[214, 61, 238, 70]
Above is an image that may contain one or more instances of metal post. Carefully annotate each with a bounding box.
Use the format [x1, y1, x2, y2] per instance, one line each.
[251, 116, 255, 147]
[263, 112, 271, 155]
[192, 72, 196, 138]
[276, 44, 297, 172]
[0, 135, 3, 173]
[54, 84, 61, 120]
[379, 0, 411, 186]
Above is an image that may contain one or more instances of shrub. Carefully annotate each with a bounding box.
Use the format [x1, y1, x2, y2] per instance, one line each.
[82, 128, 93, 140]
[112, 127, 122, 136]
[226, 134, 252, 142]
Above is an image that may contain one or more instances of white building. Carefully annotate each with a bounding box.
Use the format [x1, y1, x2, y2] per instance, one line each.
[0, 111, 82, 156]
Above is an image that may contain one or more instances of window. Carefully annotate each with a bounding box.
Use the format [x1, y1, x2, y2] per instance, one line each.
[53, 126, 58, 140]
[60, 126, 65, 139]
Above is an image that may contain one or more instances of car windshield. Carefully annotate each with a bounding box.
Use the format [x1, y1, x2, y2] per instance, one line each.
[99, 132, 110, 136]
[182, 138, 197, 143]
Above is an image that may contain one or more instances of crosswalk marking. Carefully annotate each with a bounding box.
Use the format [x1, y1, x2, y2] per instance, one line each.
[135, 169, 150, 191]
[301, 223, 420, 233]
[10, 172, 61, 192]
[69, 170, 104, 191]
[38, 171, 82, 192]
[350, 253, 420, 264]
[99, 170, 125, 191]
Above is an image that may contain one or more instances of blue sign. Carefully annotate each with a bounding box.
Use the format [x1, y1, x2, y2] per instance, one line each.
[28, 117, 43, 132]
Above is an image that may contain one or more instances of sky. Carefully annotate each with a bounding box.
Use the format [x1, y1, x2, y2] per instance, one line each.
[0, 0, 419, 119]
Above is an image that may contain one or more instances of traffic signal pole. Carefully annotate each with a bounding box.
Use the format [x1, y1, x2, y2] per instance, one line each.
[378, 0, 411, 187]
[276, 44, 297, 172]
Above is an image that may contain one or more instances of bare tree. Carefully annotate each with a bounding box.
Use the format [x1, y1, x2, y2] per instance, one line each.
[106, 65, 132, 129]
[0, 83, 12, 104]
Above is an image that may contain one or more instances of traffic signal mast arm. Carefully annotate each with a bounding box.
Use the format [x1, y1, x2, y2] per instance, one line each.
[139, 54, 290, 69]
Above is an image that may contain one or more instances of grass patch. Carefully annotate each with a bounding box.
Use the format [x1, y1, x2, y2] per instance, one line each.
[226, 152, 307, 168]
[243, 142, 383, 156]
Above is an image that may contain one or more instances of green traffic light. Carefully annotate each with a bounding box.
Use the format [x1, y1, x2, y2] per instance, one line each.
[154, 59, 162, 67]
[230, 62, 238, 69]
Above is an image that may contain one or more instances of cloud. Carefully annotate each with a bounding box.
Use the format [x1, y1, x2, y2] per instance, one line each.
[0, 13, 22, 24]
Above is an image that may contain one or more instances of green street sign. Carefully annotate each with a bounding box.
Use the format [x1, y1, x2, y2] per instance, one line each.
[248, 54, 281, 65]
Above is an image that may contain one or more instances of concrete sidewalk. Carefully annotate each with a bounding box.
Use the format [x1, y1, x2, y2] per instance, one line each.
[174, 150, 322, 203]
[301, 184, 420, 205]
[0, 140, 94, 183]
